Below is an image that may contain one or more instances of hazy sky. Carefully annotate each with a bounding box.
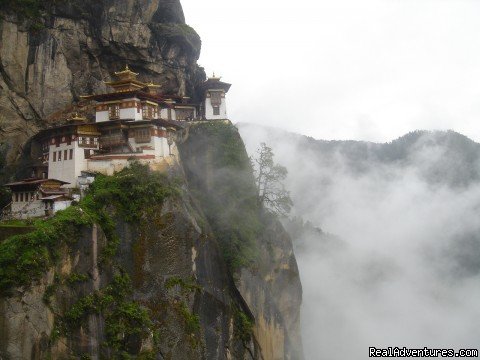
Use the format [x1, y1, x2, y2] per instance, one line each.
[181, 0, 480, 142]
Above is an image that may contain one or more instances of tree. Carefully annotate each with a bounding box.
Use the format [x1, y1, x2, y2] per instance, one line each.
[253, 143, 293, 216]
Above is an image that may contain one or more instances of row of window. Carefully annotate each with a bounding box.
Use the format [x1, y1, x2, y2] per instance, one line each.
[78, 137, 98, 148]
[52, 149, 74, 162]
[14, 192, 39, 202]
[45, 136, 98, 149]
[106, 104, 160, 119]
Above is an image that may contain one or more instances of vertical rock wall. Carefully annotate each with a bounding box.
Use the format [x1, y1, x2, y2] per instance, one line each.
[0, 0, 205, 165]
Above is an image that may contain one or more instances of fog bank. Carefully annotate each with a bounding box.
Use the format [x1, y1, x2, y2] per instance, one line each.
[239, 123, 480, 359]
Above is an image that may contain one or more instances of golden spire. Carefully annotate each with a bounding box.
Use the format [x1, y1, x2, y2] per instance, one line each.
[69, 112, 87, 123]
[114, 64, 139, 79]
[209, 72, 221, 81]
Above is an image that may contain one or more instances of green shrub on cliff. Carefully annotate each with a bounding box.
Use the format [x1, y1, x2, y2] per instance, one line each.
[83, 162, 180, 223]
[0, 163, 179, 294]
[179, 122, 263, 271]
[0, 206, 92, 294]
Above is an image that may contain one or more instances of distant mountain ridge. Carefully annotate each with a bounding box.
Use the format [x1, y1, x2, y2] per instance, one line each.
[239, 124, 480, 188]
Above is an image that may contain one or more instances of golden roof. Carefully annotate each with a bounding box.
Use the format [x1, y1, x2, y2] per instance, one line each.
[70, 112, 87, 122]
[146, 81, 161, 88]
[114, 64, 139, 79]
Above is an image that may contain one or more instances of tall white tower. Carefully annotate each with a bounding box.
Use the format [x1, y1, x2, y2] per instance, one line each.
[201, 74, 231, 120]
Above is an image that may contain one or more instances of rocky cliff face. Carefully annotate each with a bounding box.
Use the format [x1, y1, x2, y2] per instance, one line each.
[0, 0, 205, 165]
[0, 123, 304, 359]
[179, 122, 304, 360]
[0, 1, 304, 358]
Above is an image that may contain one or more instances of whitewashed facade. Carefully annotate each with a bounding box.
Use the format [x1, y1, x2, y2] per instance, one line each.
[5, 179, 71, 219]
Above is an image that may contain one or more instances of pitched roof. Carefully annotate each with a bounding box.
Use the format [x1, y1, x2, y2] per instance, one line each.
[5, 178, 69, 187]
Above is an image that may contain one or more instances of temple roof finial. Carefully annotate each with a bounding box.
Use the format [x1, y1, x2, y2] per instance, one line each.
[209, 72, 221, 81]
[114, 64, 139, 78]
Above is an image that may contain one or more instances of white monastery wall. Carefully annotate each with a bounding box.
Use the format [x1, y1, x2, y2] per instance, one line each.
[53, 201, 71, 212]
[48, 143, 78, 187]
[96, 110, 109, 123]
[11, 200, 45, 219]
[120, 107, 139, 120]
[205, 96, 227, 120]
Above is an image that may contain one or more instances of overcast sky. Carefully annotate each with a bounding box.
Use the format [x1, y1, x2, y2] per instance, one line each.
[181, 0, 480, 142]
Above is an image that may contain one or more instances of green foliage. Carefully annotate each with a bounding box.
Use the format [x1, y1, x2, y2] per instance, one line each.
[64, 294, 96, 324]
[137, 351, 156, 360]
[84, 162, 180, 223]
[65, 272, 89, 285]
[234, 307, 254, 342]
[0, 219, 32, 226]
[0, 163, 178, 294]
[180, 122, 263, 271]
[164, 276, 201, 293]
[0, 206, 92, 294]
[63, 273, 154, 354]
[42, 283, 57, 305]
[253, 142, 293, 216]
[178, 302, 200, 334]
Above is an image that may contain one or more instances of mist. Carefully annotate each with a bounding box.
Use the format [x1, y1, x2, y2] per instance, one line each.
[238, 123, 480, 359]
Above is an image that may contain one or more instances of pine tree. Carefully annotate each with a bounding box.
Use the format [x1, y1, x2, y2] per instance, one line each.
[253, 143, 293, 216]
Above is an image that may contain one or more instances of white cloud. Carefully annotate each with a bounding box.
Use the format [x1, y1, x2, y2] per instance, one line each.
[182, 0, 480, 142]
[239, 124, 480, 359]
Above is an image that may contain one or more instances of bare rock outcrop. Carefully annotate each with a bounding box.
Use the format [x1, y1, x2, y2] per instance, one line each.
[0, 0, 204, 165]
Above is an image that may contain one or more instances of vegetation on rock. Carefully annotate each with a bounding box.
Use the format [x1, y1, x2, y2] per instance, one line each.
[0, 206, 92, 294]
[234, 307, 254, 343]
[61, 272, 154, 355]
[180, 121, 263, 271]
[0, 163, 179, 293]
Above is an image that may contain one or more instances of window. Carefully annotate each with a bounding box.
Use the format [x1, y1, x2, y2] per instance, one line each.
[213, 106, 220, 116]
[142, 105, 155, 119]
[135, 128, 151, 143]
[15, 193, 18, 202]
[67, 136, 71, 145]
[53, 152, 57, 162]
[69, 149, 73, 160]
[20, 193, 23, 202]
[210, 92, 222, 106]
[58, 151, 62, 161]
[108, 104, 120, 119]
[84, 149, 91, 159]
[64, 149, 68, 160]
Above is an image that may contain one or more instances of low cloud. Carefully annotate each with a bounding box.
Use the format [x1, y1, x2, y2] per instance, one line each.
[239, 123, 480, 359]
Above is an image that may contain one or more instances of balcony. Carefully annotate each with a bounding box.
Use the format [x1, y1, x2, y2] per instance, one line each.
[135, 135, 151, 144]
[99, 134, 127, 149]
[78, 138, 98, 148]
